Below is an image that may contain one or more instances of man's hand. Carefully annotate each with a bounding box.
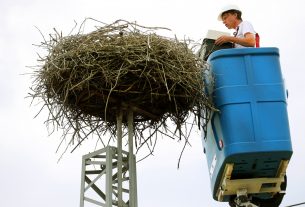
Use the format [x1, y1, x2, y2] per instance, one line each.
[215, 35, 232, 45]
[215, 33, 255, 47]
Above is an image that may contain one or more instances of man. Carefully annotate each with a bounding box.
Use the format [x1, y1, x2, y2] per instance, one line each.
[215, 5, 257, 48]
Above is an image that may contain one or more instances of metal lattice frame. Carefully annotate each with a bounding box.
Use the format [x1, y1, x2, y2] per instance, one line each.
[80, 111, 138, 207]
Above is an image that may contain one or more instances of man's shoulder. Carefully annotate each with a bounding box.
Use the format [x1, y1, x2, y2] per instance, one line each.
[239, 21, 255, 33]
[240, 21, 253, 27]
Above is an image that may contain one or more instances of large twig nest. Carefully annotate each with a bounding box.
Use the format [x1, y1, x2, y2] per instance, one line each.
[30, 19, 214, 158]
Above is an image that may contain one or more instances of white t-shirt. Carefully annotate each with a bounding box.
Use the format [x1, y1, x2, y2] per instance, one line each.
[234, 21, 256, 48]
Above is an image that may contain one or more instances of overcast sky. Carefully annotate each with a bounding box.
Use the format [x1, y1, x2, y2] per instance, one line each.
[1, 0, 305, 206]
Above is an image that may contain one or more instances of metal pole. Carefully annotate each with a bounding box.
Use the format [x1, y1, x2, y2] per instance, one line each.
[79, 155, 86, 207]
[117, 110, 123, 207]
[106, 147, 113, 207]
[128, 110, 138, 207]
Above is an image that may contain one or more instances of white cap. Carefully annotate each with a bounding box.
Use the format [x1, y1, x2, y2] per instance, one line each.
[217, 4, 241, 21]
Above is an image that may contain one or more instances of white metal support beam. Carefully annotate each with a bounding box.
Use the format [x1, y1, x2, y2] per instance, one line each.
[117, 110, 123, 207]
[80, 109, 138, 207]
[128, 110, 138, 207]
[106, 147, 113, 207]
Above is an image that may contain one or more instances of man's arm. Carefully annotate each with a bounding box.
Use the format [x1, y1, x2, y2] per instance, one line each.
[215, 32, 255, 47]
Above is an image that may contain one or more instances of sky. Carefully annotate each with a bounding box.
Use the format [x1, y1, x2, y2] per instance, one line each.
[1, 0, 305, 206]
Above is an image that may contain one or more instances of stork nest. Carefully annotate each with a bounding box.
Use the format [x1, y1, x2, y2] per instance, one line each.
[29, 19, 215, 158]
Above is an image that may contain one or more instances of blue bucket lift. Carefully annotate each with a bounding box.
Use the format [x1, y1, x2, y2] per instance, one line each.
[201, 47, 293, 207]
